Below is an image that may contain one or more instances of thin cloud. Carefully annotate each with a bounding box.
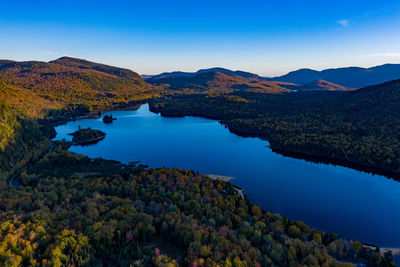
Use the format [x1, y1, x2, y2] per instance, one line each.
[337, 19, 349, 27]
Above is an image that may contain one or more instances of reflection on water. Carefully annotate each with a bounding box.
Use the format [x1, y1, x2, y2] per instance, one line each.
[55, 104, 400, 247]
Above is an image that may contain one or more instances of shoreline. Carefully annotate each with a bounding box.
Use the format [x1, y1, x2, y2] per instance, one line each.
[271, 148, 400, 181]
[205, 174, 246, 200]
[70, 101, 400, 181]
[148, 104, 399, 181]
[72, 134, 106, 146]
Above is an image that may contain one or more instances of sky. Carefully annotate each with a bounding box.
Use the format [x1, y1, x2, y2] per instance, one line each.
[1, 0, 400, 76]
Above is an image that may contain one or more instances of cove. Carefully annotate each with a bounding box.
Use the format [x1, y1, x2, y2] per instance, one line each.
[54, 104, 400, 248]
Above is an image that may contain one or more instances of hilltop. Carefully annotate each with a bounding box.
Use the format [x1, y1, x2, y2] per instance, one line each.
[146, 67, 262, 81]
[0, 57, 156, 116]
[296, 79, 350, 91]
[50, 56, 144, 80]
[149, 71, 289, 94]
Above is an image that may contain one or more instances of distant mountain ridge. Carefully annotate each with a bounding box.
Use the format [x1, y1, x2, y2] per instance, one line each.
[148, 70, 289, 94]
[146, 67, 262, 81]
[272, 64, 400, 88]
[148, 63, 400, 90]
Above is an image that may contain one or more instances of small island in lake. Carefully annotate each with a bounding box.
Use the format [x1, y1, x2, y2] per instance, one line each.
[68, 127, 106, 145]
[103, 114, 117, 123]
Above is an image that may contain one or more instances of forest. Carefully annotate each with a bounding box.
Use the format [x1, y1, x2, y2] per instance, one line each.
[68, 128, 106, 145]
[0, 148, 394, 266]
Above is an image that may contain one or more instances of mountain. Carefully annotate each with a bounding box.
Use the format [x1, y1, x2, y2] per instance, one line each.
[272, 64, 400, 88]
[146, 71, 195, 80]
[0, 57, 155, 115]
[147, 67, 262, 81]
[196, 67, 261, 79]
[149, 71, 289, 94]
[50, 56, 145, 80]
[297, 79, 349, 91]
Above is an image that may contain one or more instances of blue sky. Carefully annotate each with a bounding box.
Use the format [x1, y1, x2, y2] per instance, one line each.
[1, 0, 400, 76]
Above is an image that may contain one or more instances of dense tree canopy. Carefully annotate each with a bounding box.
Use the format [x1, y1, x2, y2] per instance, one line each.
[0, 149, 393, 266]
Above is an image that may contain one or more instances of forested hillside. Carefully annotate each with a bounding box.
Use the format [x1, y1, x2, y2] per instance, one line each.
[0, 58, 157, 110]
[50, 57, 146, 81]
[149, 71, 289, 94]
[146, 67, 262, 81]
[0, 99, 51, 179]
[0, 100, 18, 150]
[0, 149, 393, 266]
[296, 79, 349, 91]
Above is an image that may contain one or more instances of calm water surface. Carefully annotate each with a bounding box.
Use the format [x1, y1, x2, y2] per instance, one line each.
[55, 104, 400, 247]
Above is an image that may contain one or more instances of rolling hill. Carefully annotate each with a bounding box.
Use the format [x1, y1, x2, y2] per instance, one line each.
[272, 63, 400, 88]
[148, 71, 289, 94]
[146, 67, 262, 81]
[296, 79, 349, 91]
[50, 56, 145, 80]
[0, 57, 156, 116]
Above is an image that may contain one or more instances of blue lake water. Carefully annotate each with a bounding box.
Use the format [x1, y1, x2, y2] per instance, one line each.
[55, 104, 400, 248]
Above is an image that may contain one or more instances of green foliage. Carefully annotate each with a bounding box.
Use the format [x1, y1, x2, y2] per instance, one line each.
[0, 58, 158, 111]
[0, 100, 17, 150]
[0, 151, 394, 266]
[69, 128, 105, 144]
[0, 106, 50, 177]
[149, 71, 290, 95]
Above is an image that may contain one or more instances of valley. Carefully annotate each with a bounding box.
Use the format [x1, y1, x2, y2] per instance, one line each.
[0, 57, 399, 266]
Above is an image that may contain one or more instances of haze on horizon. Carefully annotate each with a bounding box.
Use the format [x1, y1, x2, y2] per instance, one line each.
[1, 0, 400, 77]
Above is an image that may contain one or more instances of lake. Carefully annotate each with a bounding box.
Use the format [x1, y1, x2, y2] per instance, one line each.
[55, 104, 400, 248]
